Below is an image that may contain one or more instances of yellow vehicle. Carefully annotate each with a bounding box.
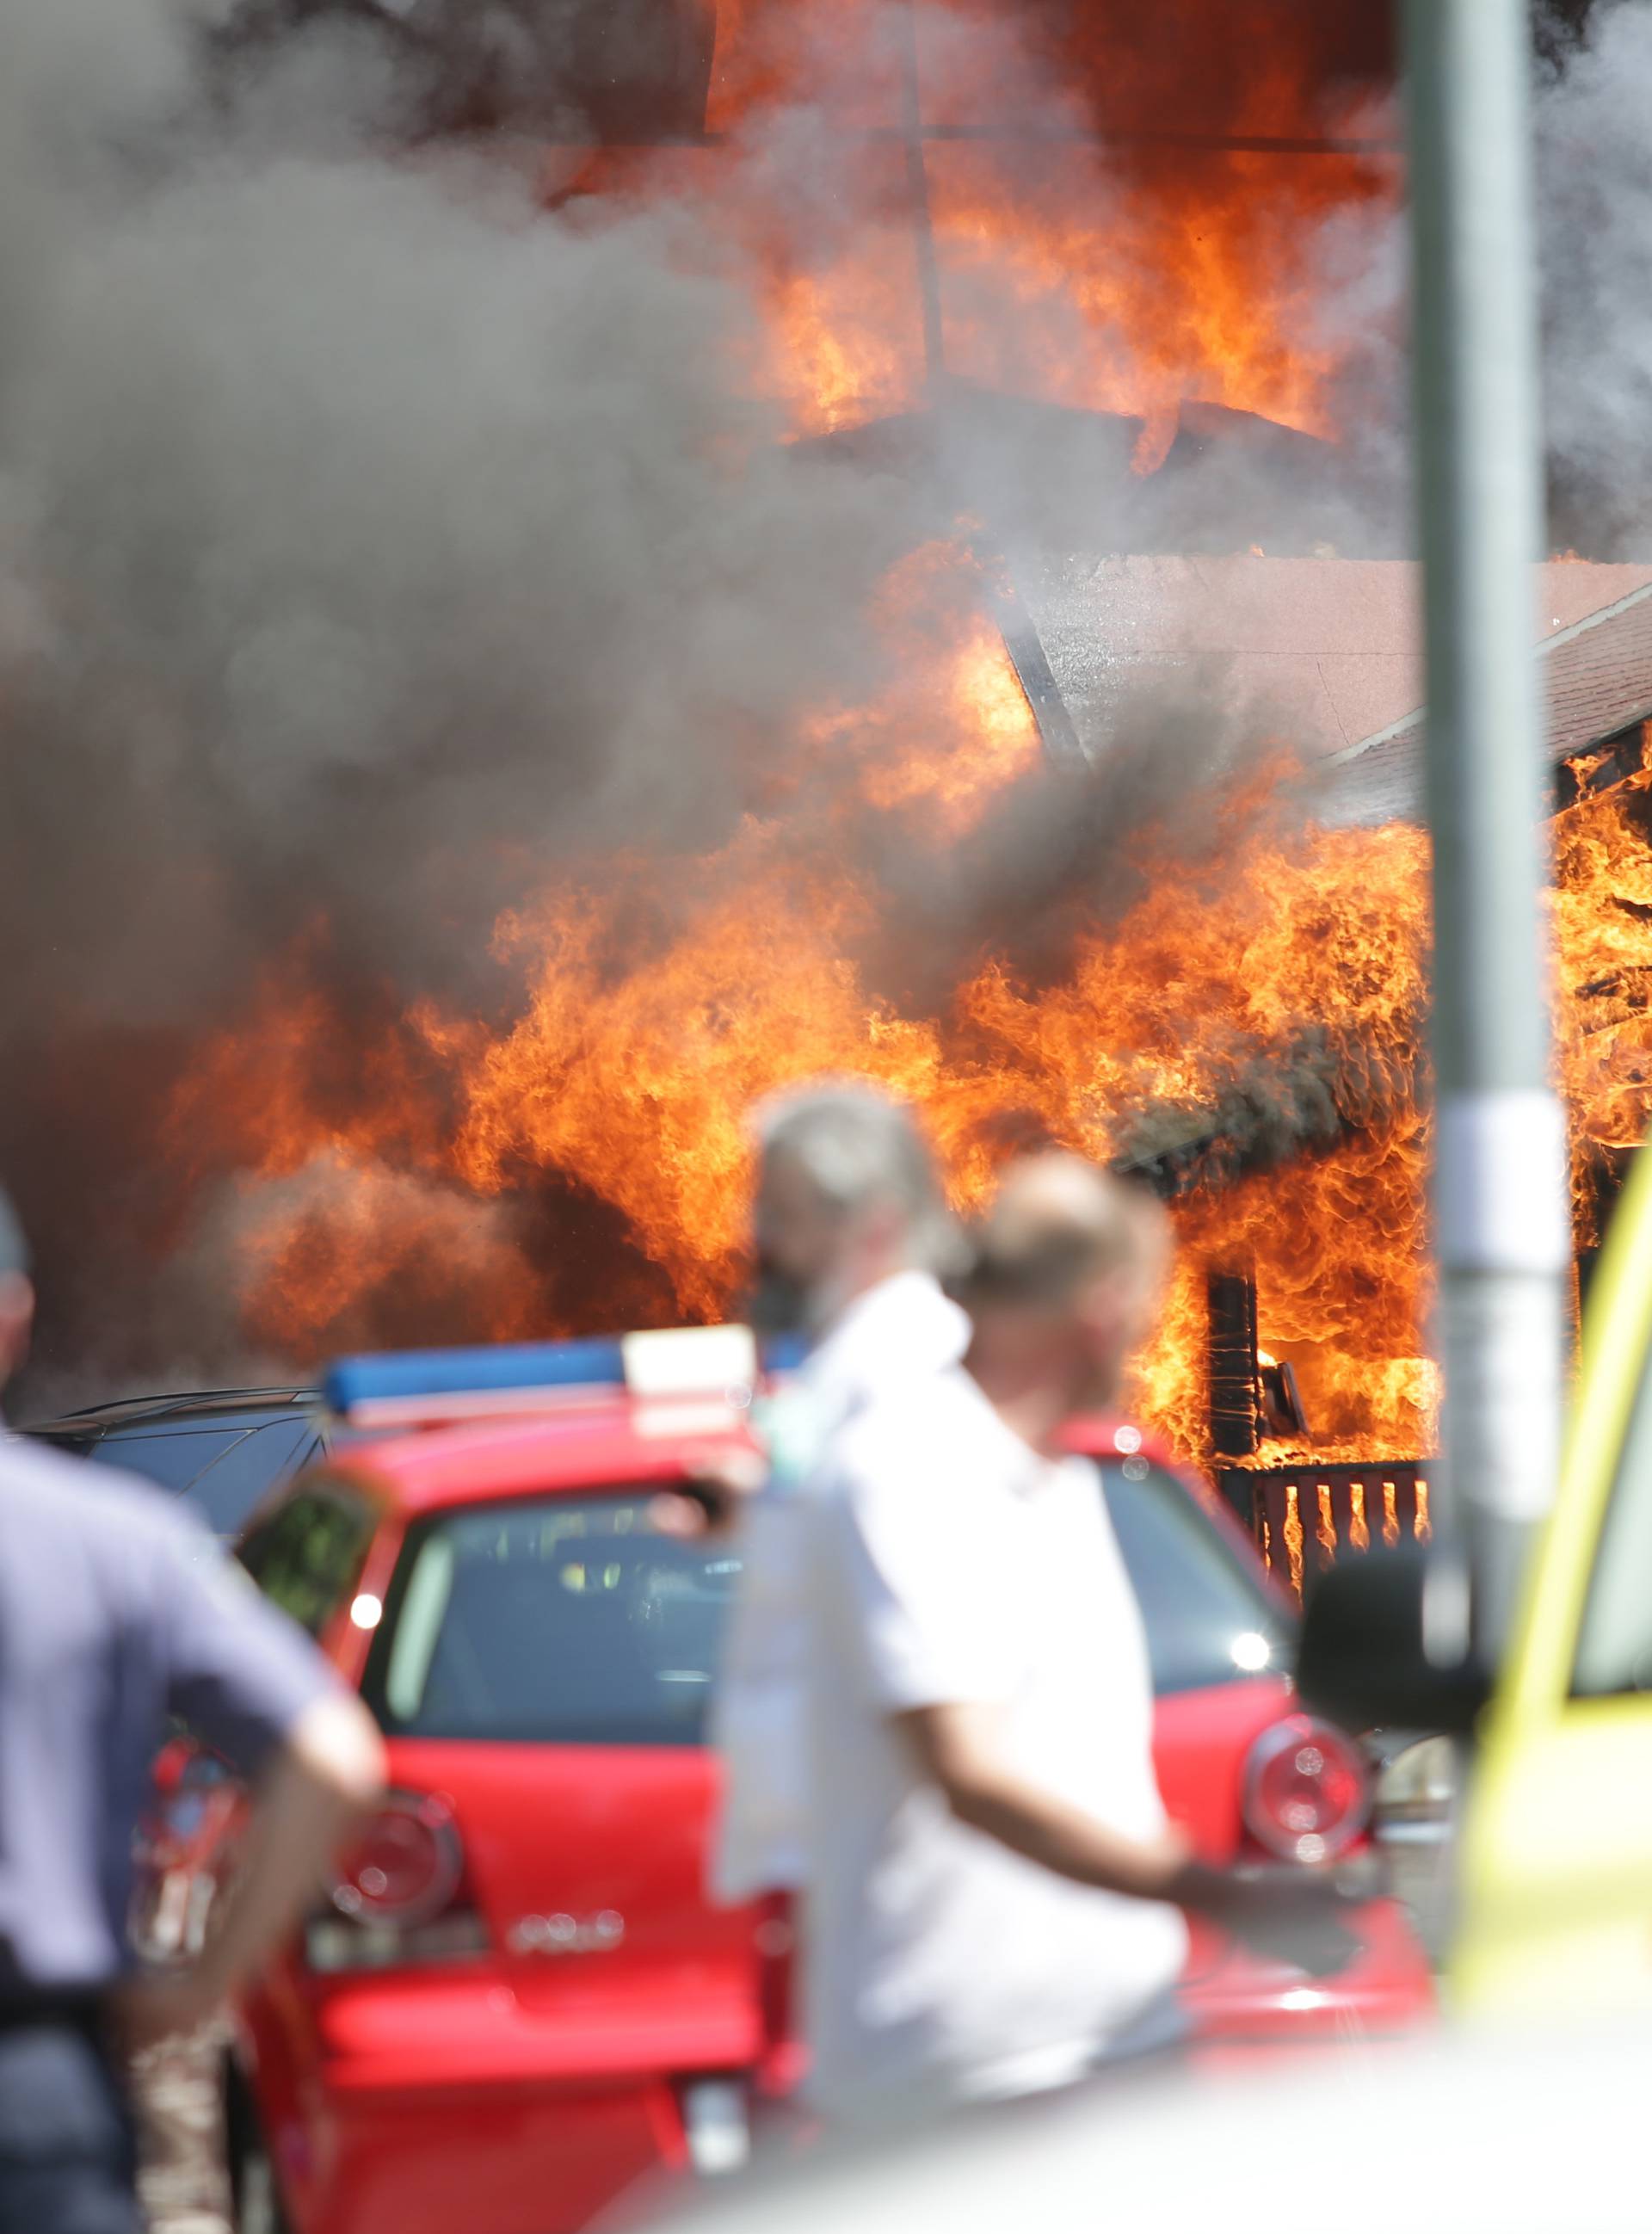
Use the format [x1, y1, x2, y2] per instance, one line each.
[1302, 1136, 1652, 2016]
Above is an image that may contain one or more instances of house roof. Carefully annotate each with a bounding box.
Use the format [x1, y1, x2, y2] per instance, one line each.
[1332, 575, 1652, 824]
[1018, 554, 1652, 817]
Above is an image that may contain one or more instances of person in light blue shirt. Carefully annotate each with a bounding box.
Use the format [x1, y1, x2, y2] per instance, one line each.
[0, 1188, 384, 2234]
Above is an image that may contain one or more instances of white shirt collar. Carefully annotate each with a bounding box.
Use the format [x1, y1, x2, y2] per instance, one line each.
[810, 1268, 966, 1373]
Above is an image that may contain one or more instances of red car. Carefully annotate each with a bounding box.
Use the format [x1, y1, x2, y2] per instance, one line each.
[151, 1339, 1432, 2234]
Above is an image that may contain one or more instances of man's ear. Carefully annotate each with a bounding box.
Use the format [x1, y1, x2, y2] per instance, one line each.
[1080, 1273, 1134, 1349]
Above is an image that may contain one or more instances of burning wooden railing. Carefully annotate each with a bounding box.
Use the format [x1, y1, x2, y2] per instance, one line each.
[1199, 1265, 1433, 1599]
[1216, 1460, 1433, 1601]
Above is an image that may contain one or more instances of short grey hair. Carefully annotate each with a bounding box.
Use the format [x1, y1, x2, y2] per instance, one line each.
[753, 1081, 960, 1275]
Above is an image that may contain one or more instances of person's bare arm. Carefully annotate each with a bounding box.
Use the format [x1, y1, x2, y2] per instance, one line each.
[120, 1694, 385, 2046]
[897, 1700, 1364, 1973]
[896, 1700, 1194, 1898]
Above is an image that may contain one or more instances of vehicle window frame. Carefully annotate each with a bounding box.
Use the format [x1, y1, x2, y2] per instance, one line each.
[237, 1476, 379, 1641]
[1573, 1343, 1652, 1696]
[22, 1429, 100, 1462]
[1093, 1454, 1295, 1696]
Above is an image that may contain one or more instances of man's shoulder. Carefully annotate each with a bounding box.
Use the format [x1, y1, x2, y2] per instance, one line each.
[0, 1432, 208, 1563]
[825, 1369, 989, 1496]
[808, 1276, 967, 1408]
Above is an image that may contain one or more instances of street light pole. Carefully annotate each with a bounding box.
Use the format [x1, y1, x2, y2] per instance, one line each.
[1402, 0, 1569, 1653]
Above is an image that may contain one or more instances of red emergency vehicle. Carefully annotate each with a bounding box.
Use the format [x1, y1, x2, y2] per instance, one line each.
[145, 1333, 1433, 2234]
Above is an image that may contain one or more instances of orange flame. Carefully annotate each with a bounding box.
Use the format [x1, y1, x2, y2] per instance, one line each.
[602, 0, 1399, 447]
[147, 3, 1652, 1503]
[1282, 1483, 1304, 1601]
[1348, 1480, 1369, 1553]
[1315, 1482, 1337, 1565]
[164, 740, 1652, 1479]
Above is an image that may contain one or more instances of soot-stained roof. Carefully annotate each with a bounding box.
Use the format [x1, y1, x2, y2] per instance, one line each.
[1017, 553, 1652, 816]
[1330, 575, 1652, 824]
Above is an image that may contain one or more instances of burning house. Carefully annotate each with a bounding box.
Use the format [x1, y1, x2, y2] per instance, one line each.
[1001, 554, 1652, 1586]
[7, 0, 1652, 1586]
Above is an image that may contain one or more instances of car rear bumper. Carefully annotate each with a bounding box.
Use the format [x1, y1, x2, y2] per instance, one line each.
[1180, 1897, 1437, 2047]
[285, 2083, 692, 2234]
[249, 1972, 759, 2234]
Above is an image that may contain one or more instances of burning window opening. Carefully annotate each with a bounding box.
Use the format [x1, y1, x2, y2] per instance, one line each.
[521, 0, 1407, 473]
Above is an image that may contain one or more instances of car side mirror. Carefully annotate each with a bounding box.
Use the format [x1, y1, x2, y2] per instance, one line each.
[1296, 1546, 1491, 1736]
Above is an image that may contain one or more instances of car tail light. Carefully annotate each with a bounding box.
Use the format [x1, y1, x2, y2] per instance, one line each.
[1242, 1714, 1370, 1865]
[332, 1793, 462, 1925]
[305, 1791, 490, 1973]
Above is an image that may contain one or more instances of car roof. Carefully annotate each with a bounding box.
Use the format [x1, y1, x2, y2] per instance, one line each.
[310, 1403, 1216, 1526]
[25, 1385, 320, 1435]
[322, 1398, 755, 1518]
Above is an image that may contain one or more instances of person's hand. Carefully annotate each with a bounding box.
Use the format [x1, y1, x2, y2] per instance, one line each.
[110, 1964, 226, 2057]
[649, 1448, 767, 1540]
[1175, 1858, 1373, 1978]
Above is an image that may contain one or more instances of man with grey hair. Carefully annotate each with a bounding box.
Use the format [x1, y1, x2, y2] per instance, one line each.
[707, 1082, 968, 1929]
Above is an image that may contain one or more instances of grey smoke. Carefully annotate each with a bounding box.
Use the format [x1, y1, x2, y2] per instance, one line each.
[3, 0, 1623, 1404]
[0, 0, 936, 1395]
[1538, 0, 1652, 555]
[1279, 0, 1652, 562]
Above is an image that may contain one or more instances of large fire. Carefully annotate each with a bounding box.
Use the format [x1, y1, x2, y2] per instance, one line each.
[151, 1, 1652, 1479]
[587, 0, 1400, 450]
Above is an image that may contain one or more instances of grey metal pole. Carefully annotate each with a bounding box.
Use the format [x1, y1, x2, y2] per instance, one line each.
[1402, 0, 1569, 1654]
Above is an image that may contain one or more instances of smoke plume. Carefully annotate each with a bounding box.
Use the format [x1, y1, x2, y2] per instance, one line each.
[0, 0, 936, 1396]
[3, 0, 1634, 1410]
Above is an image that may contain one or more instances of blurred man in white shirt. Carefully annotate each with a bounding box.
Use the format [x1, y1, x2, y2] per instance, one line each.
[802, 1156, 1355, 2125]
[708, 1084, 967, 1911]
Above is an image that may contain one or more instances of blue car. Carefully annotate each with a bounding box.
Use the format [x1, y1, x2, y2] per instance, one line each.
[22, 1386, 325, 1539]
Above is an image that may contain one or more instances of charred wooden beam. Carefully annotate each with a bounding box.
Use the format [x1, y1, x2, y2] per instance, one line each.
[1108, 1025, 1417, 1204]
[1555, 718, 1649, 810]
[1208, 1269, 1263, 1490]
[1112, 1120, 1241, 1202]
[990, 581, 1089, 774]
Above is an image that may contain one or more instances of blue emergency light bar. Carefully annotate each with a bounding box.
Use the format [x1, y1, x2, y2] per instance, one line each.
[324, 1328, 808, 1429]
[326, 1338, 622, 1418]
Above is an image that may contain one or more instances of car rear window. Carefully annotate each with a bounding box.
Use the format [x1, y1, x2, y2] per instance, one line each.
[364, 1497, 740, 1746]
[364, 1461, 1289, 1747]
[1094, 1457, 1293, 1695]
